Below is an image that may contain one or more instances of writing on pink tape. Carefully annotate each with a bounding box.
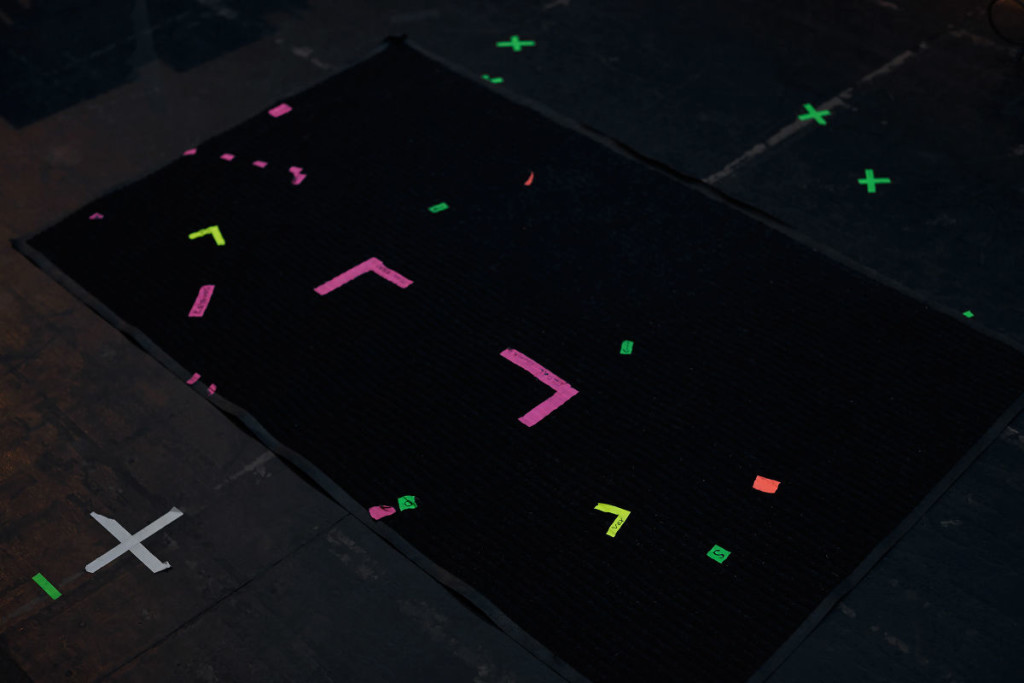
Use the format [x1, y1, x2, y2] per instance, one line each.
[186, 373, 201, 385]
[499, 348, 578, 426]
[220, 153, 235, 161]
[188, 285, 215, 317]
[369, 505, 396, 520]
[268, 103, 292, 118]
[314, 257, 413, 295]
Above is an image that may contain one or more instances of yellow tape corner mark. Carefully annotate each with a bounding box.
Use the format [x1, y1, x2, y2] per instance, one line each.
[594, 503, 631, 537]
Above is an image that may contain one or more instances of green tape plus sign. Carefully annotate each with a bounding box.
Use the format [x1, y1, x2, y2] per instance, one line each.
[496, 35, 536, 52]
[857, 168, 891, 193]
[797, 103, 830, 126]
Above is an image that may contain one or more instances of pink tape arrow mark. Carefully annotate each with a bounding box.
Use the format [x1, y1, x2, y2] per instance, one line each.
[499, 348, 578, 426]
[314, 257, 413, 296]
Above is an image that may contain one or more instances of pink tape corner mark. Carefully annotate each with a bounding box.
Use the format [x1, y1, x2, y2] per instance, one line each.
[182, 148, 197, 156]
[186, 373, 201, 385]
[220, 153, 235, 161]
[268, 103, 292, 118]
[499, 349, 578, 426]
[369, 505, 396, 520]
[314, 257, 413, 296]
[188, 284, 215, 317]
[252, 160, 268, 168]
[89, 212, 104, 220]
[288, 165, 306, 185]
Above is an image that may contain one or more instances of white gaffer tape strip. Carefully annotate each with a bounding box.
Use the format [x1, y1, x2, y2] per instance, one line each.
[85, 507, 183, 574]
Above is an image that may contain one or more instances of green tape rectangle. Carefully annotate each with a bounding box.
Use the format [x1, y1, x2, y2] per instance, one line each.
[620, 340, 633, 355]
[32, 572, 61, 600]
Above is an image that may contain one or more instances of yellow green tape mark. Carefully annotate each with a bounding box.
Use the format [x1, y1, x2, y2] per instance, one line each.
[32, 572, 61, 600]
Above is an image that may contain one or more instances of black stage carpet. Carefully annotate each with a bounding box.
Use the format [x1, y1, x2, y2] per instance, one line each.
[15, 38, 1024, 683]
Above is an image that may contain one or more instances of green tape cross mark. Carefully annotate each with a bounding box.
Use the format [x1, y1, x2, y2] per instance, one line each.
[857, 169, 891, 194]
[797, 103, 830, 126]
[32, 573, 61, 600]
[496, 35, 536, 52]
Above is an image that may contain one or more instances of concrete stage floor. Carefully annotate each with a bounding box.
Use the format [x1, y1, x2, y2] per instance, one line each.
[2, 1, 1023, 681]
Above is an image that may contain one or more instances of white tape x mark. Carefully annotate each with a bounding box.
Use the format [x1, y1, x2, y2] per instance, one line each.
[84, 508, 183, 574]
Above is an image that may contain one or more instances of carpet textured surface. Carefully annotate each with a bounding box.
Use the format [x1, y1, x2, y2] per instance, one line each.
[16, 39, 1024, 683]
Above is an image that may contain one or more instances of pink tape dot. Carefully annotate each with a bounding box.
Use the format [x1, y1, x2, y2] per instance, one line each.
[268, 103, 293, 118]
[753, 476, 781, 494]
[368, 505, 397, 520]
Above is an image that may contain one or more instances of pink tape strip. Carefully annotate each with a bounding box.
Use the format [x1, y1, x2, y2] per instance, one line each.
[207, 384, 217, 396]
[220, 153, 235, 161]
[314, 257, 413, 295]
[89, 213, 104, 220]
[186, 373, 201, 385]
[268, 103, 292, 118]
[252, 160, 268, 168]
[188, 285, 215, 317]
[182, 148, 197, 156]
[499, 349, 578, 426]
[368, 505, 396, 520]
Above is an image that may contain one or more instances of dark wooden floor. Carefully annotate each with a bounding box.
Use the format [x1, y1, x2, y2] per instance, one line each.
[2, 1, 1023, 681]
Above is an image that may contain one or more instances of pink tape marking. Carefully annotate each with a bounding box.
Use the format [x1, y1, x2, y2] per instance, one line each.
[499, 349, 578, 426]
[268, 103, 292, 118]
[186, 373, 201, 385]
[207, 384, 217, 396]
[182, 148, 197, 156]
[288, 165, 306, 185]
[252, 160, 268, 168]
[314, 257, 413, 295]
[524, 170, 534, 186]
[188, 284, 215, 317]
[752, 476, 781, 494]
[368, 505, 397, 520]
[89, 213, 104, 220]
[220, 153, 235, 161]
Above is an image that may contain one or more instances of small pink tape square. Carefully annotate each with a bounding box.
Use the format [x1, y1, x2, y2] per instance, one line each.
[753, 476, 781, 494]
[368, 505, 396, 520]
[268, 103, 292, 118]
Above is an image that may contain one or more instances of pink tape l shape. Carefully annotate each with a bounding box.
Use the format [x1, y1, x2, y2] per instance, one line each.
[314, 257, 412, 295]
[499, 349, 578, 426]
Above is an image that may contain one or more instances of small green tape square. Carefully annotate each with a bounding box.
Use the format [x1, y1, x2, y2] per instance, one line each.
[620, 340, 633, 355]
[397, 495, 418, 511]
[32, 573, 61, 600]
[962, 310, 974, 318]
[707, 545, 731, 564]
[428, 202, 449, 213]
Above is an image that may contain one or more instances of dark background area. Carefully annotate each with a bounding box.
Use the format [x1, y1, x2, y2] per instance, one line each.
[2, 1, 1024, 682]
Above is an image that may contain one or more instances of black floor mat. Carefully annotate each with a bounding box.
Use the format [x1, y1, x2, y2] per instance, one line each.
[15, 38, 1024, 683]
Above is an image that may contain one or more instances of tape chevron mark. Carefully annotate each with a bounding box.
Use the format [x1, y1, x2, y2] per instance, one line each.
[314, 257, 413, 295]
[499, 348, 578, 426]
